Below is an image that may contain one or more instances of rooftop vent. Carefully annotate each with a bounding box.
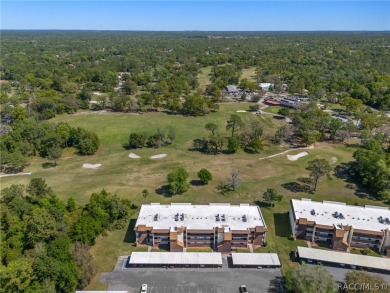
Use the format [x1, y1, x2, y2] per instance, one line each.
[216, 214, 220, 222]
[221, 214, 226, 222]
[332, 211, 345, 219]
[180, 213, 184, 221]
[310, 209, 316, 216]
[242, 215, 247, 222]
[378, 216, 390, 225]
[154, 214, 159, 221]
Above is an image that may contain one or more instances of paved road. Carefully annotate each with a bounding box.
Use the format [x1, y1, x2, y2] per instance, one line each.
[102, 256, 283, 293]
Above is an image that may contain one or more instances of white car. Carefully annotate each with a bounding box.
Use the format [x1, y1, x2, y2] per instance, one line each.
[140, 284, 148, 293]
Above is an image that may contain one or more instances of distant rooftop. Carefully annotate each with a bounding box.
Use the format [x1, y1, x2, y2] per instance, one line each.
[226, 85, 238, 92]
[291, 198, 390, 232]
[129, 252, 222, 265]
[136, 203, 266, 230]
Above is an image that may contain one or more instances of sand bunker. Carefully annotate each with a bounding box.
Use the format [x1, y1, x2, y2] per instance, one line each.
[83, 163, 101, 169]
[236, 110, 246, 113]
[287, 152, 308, 161]
[129, 153, 140, 159]
[150, 154, 167, 159]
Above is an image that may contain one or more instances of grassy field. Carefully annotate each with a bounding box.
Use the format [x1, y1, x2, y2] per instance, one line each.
[198, 66, 212, 92]
[2, 101, 386, 289]
[240, 67, 257, 82]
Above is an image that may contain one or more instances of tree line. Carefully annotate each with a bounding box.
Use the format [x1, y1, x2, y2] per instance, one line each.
[0, 178, 137, 292]
[0, 109, 100, 173]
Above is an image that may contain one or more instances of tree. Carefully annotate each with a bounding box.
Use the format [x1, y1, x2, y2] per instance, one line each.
[228, 169, 240, 191]
[284, 264, 338, 293]
[262, 188, 283, 207]
[66, 198, 77, 212]
[0, 258, 36, 293]
[302, 130, 321, 146]
[344, 271, 390, 293]
[25, 209, 59, 247]
[205, 123, 218, 135]
[77, 131, 100, 155]
[342, 97, 363, 113]
[273, 125, 292, 144]
[142, 189, 149, 198]
[226, 114, 243, 137]
[352, 139, 390, 199]
[246, 138, 264, 153]
[306, 159, 332, 191]
[327, 119, 343, 143]
[71, 242, 97, 288]
[47, 145, 62, 166]
[208, 134, 225, 155]
[27, 178, 52, 197]
[167, 168, 190, 195]
[197, 168, 212, 184]
[128, 132, 148, 148]
[249, 104, 259, 112]
[11, 106, 28, 122]
[278, 107, 291, 117]
[227, 136, 240, 153]
[122, 80, 137, 95]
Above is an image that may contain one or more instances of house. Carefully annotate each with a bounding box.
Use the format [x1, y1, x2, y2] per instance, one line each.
[290, 198, 390, 253]
[135, 203, 268, 253]
[226, 85, 239, 94]
[259, 83, 274, 91]
[264, 99, 281, 106]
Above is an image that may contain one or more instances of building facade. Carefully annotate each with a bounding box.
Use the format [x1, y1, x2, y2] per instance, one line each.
[135, 203, 267, 253]
[290, 199, 390, 253]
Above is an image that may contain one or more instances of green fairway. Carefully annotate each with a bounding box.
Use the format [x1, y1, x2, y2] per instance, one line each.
[198, 66, 212, 92]
[2, 102, 386, 290]
[240, 67, 257, 82]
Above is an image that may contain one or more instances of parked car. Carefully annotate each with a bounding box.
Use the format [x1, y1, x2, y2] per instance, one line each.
[140, 284, 148, 293]
[239, 285, 248, 293]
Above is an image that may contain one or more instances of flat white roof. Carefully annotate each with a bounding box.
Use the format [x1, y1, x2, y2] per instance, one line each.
[232, 253, 281, 266]
[129, 252, 222, 265]
[291, 199, 390, 232]
[297, 247, 390, 272]
[136, 203, 266, 230]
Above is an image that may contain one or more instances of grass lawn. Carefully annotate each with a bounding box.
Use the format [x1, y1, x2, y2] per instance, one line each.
[2, 102, 387, 289]
[240, 67, 257, 82]
[263, 106, 283, 114]
[198, 66, 212, 92]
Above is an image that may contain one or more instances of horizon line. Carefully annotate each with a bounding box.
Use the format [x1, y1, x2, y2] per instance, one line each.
[2, 29, 390, 32]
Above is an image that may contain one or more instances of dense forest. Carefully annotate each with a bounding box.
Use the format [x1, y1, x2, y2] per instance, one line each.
[0, 179, 136, 292]
[1, 31, 390, 111]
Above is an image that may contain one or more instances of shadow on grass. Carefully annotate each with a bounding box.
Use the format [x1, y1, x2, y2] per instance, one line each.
[333, 162, 375, 200]
[297, 177, 313, 185]
[155, 185, 172, 197]
[273, 213, 292, 237]
[253, 200, 271, 209]
[190, 179, 204, 186]
[42, 162, 56, 169]
[289, 250, 297, 262]
[123, 219, 137, 243]
[281, 182, 313, 194]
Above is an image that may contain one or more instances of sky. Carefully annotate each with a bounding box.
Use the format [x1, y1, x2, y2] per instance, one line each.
[1, 1, 389, 31]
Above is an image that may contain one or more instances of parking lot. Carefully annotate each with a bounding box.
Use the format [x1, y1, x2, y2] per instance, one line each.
[101, 256, 283, 293]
